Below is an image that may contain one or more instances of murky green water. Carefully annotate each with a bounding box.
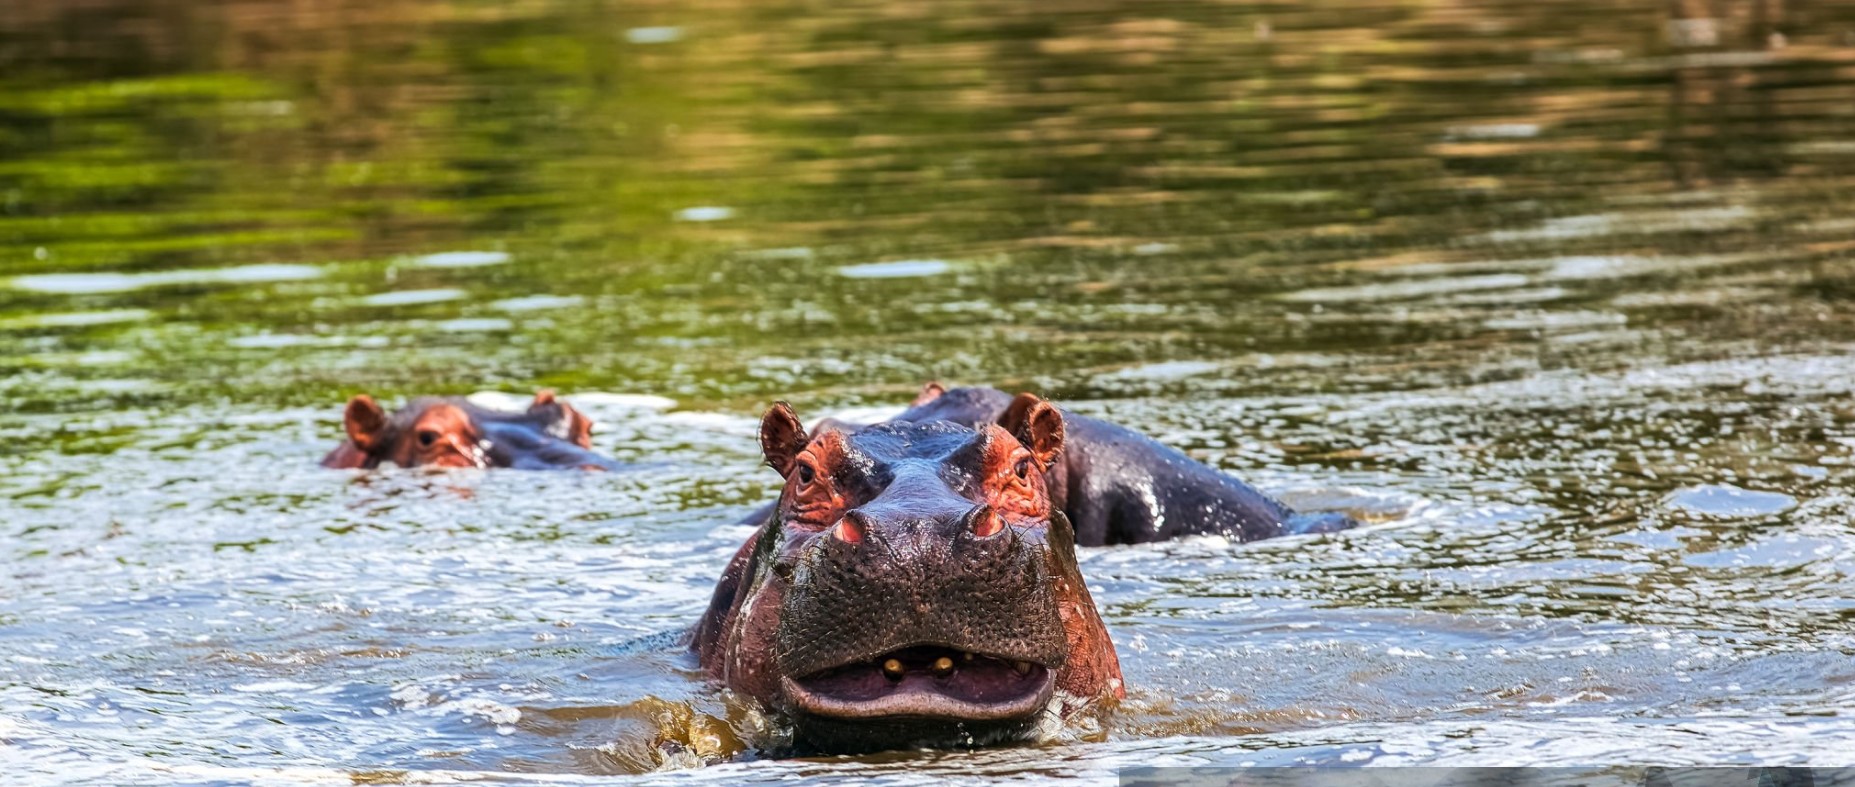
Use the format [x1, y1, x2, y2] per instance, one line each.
[4, 0, 1855, 782]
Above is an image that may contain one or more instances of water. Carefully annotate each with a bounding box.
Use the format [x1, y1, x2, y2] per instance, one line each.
[3, 0, 1855, 782]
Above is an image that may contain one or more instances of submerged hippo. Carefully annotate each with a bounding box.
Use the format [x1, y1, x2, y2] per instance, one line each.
[321, 390, 621, 471]
[692, 388, 1354, 752]
[857, 382, 1352, 544]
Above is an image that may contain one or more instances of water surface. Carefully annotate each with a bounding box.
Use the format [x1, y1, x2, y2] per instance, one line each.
[3, 0, 1855, 782]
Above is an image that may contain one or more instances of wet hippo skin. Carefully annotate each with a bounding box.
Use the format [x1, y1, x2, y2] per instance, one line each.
[894, 383, 1356, 544]
[689, 388, 1356, 753]
[321, 390, 622, 471]
[692, 394, 1122, 753]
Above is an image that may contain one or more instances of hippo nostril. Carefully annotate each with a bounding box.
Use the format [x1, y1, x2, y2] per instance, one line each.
[967, 505, 1003, 539]
[833, 511, 869, 544]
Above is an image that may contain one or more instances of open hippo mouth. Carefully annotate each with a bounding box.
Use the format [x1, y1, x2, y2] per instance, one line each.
[782, 645, 1056, 721]
[710, 408, 1108, 753]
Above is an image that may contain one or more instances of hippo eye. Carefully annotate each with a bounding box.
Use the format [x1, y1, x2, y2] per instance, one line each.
[1014, 456, 1033, 481]
[417, 429, 440, 448]
[795, 463, 815, 486]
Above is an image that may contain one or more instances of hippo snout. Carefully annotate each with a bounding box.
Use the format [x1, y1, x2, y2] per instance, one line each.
[772, 501, 1068, 707]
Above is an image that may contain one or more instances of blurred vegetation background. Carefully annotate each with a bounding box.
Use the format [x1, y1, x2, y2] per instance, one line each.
[1, 0, 1852, 414]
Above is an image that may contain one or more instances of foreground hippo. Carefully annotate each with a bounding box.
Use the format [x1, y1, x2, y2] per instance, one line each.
[691, 386, 1356, 752]
[321, 390, 621, 470]
[692, 394, 1121, 752]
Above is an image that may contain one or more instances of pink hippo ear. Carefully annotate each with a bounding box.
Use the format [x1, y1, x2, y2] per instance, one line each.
[997, 393, 1065, 471]
[343, 395, 390, 452]
[759, 402, 809, 478]
[531, 389, 596, 448]
[911, 381, 947, 406]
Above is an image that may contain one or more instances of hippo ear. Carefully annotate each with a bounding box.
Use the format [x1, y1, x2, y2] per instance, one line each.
[531, 389, 596, 448]
[998, 393, 1065, 471]
[911, 381, 946, 407]
[343, 395, 389, 452]
[560, 403, 596, 448]
[759, 402, 809, 478]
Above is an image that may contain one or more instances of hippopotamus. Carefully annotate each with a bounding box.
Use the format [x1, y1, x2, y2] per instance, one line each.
[692, 393, 1121, 752]
[844, 383, 1353, 544]
[321, 390, 622, 471]
[691, 387, 1354, 752]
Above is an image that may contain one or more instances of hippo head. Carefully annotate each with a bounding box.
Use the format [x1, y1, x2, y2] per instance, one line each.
[699, 394, 1122, 752]
[320, 391, 617, 471]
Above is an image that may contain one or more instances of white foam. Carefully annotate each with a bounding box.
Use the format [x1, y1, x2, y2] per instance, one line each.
[489, 295, 584, 312]
[435, 318, 513, 333]
[10, 264, 322, 294]
[571, 392, 678, 410]
[820, 404, 907, 425]
[1098, 360, 1224, 381]
[231, 681, 318, 693]
[673, 206, 734, 222]
[404, 251, 510, 268]
[626, 26, 683, 44]
[0, 309, 153, 328]
[1663, 484, 1798, 519]
[360, 288, 466, 307]
[837, 259, 953, 279]
[464, 391, 534, 412]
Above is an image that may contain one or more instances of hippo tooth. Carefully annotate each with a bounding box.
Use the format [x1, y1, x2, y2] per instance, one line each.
[932, 656, 955, 676]
[1013, 661, 1031, 675]
[882, 658, 904, 680]
[962, 652, 974, 662]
